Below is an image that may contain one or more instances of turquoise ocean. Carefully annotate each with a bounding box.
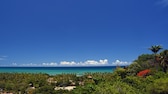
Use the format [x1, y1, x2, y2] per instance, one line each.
[0, 66, 118, 75]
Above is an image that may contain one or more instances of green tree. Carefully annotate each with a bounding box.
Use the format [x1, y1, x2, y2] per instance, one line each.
[134, 54, 154, 70]
[160, 50, 168, 72]
[149, 45, 163, 55]
[148, 45, 162, 63]
[149, 45, 163, 70]
[126, 62, 141, 76]
[147, 78, 168, 94]
[93, 81, 141, 94]
[34, 85, 55, 94]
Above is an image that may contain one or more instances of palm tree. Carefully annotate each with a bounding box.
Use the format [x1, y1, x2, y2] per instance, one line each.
[148, 45, 163, 69]
[149, 45, 163, 61]
[160, 50, 168, 73]
[149, 45, 163, 55]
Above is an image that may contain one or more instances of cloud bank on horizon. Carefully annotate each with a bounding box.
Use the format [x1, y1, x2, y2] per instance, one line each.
[59, 59, 108, 66]
[10, 59, 131, 67]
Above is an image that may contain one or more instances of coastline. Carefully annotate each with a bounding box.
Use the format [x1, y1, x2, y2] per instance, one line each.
[0, 66, 121, 75]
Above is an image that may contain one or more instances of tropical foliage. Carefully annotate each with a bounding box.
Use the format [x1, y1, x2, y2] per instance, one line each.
[149, 45, 162, 54]
[0, 45, 168, 94]
[160, 50, 168, 72]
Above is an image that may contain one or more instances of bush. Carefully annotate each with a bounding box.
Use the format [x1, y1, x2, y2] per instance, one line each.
[126, 62, 141, 76]
[137, 69, 150, 77]
[113, 68, 127, 79]
[72, 84, 96, 94]
[123, 76, 147, 92]
[134, 54, 154, 70]
[93, 81, 142, 94]
[147, 78, 168, 94]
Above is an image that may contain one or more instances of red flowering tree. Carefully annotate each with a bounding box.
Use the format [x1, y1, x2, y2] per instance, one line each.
[137, 69, 150, 77]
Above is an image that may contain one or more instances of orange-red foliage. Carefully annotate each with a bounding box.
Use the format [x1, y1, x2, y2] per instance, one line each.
[137, 69, 150, 77]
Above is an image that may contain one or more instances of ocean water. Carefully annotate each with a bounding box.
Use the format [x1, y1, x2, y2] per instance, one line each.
[0, 66, 118, 75]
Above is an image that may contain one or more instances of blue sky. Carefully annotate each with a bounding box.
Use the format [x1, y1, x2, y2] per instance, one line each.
[0, 0, 168, 66]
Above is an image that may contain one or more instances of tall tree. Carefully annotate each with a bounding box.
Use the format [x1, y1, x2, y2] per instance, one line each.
[148, 45, 163, 69]
[160, 50, 168, 73]
[149, 45, 163, 55]
[149, 45, 163, 62]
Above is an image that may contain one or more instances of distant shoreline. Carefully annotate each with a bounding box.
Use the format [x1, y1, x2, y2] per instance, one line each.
[0, 65, 126, 68]
[0, 66, 123, 75]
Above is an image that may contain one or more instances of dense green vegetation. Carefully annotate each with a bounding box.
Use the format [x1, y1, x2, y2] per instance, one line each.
[0, 45, 168, 94]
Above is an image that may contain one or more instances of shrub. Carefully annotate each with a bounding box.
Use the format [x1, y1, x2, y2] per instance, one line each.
[113, 68, 127, 79]
[147, 78, 168, 94]
[126, 62, 141, 76]
[137, 69, 150, 77]
[93, 81, 142, 94]
[123, 76, 147, 92]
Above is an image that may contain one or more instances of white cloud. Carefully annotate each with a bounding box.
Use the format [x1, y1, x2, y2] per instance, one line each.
[60, 59, 108, 66]
[111, 60, 131, 66]
[60, 61, 76, 65]
[12, 63, 17, 66]
[157, 0, 168, 7]
[42, 62, 58, 66]
[7, 59, 130, 67]
[11, 62, 58, 67]
[21, 63, 39, 66]
[84, 59, 108, 65]
[0, 56, 7, 61]
[59, 59, 130, 66]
